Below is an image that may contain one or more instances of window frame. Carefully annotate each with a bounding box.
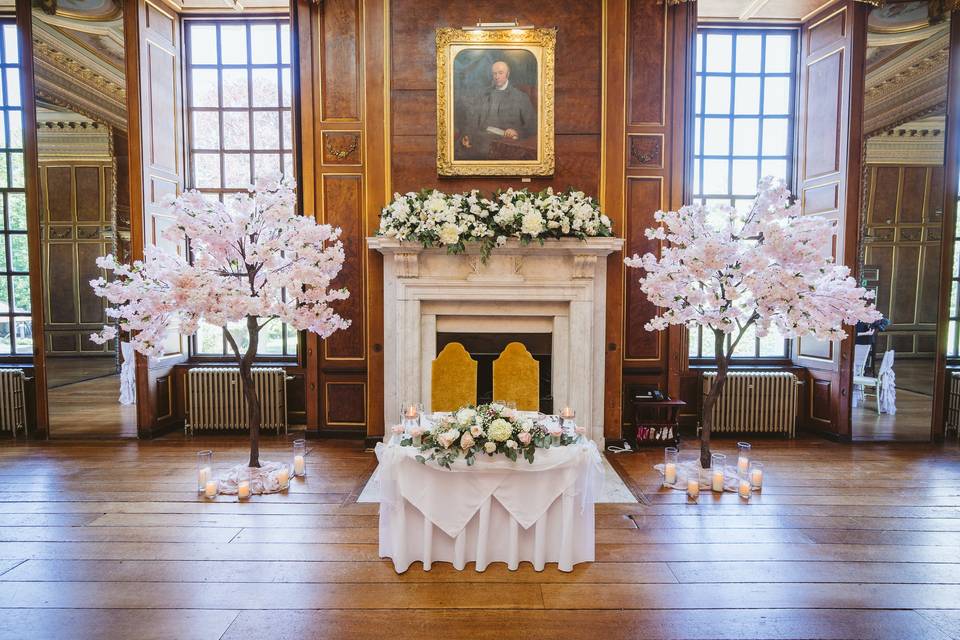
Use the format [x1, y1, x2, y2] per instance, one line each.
[181, 14, 298, 361]
[688, 24, 800, 364]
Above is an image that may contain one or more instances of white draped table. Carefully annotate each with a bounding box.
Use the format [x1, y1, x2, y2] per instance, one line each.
[373, 439, 604, 573]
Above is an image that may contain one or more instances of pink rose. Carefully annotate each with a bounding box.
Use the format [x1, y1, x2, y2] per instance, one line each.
[518, 431, 532, 445]
[460, 433, 475, 449]
[410, 426, 424, 437]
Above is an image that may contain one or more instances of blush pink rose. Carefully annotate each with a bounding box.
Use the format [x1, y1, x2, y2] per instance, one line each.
[518, 431, 532, 445]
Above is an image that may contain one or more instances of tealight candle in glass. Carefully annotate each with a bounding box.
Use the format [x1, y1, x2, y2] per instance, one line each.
[750, 461, 764, 491]
[710, 453, 726, 492]
[275, 463, 290, 489]
[663, 447, 678, 485]
[237, 468, 251, 500]
[293, 439, 307, 477]
[737, 441, 751, 474]
[400, 401, 421, 423]
[197, 450, 214, 495]
[738, 474, 751, 500]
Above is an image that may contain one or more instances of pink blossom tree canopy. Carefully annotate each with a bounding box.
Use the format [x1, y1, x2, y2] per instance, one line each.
[90, 177, 350, 467]
[626, 177, 880, 467]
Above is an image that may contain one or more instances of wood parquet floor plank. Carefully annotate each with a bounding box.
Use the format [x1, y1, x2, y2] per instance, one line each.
[0, 435, 958, 639]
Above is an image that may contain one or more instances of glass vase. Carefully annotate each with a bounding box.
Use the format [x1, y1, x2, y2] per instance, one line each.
[710, 453, 726, 493]
[237, 467, 251, 500]
[197, 450, 214, 495]
[663, 447, 678, 485]
[738, 473, 751, 500]
[750, 461, 764, 491]
[686, 469, 700, 502]
[293, 439, 306, 477]
[737, 441, 751, 475]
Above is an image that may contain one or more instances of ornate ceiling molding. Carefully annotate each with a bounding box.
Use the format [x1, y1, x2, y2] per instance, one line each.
[32, 38, 125, 104]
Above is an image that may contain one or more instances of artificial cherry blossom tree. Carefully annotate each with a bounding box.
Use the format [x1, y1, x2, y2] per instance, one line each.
[626, 177, 880, 468]
[90, 178, 350, 468]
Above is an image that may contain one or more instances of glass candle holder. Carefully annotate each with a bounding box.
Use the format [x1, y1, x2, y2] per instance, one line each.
[738, 474, 751, 500]
[237, 468, 251, 500]
[293, 439, 307, 477]
[275, 463, 290, 490]
[737, 441, 752, 475]
[686, 470, 700, 501]
[401, 401, 421, 423]
[750, 461, 764, 491]
[197, 450, 213, 495]
[663, 447, 678, 485]
[710, 453, 726, 492]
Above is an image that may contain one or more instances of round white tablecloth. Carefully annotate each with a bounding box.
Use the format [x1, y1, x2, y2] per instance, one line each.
[373, 439, 603, 573]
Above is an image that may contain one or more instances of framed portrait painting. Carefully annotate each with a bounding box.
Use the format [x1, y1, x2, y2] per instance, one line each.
[436, 27, 556, 176]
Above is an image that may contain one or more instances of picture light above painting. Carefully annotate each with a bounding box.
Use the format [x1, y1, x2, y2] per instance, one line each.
[436, 27, 555, 177]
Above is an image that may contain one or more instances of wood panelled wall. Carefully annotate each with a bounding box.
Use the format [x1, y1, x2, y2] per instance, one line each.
[296, 0, 694, 440]
[863, 164, 943, 358]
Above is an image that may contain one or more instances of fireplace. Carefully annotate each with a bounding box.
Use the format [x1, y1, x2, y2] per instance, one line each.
[368, 236, 624, 445]
[437, 332, 553, 412]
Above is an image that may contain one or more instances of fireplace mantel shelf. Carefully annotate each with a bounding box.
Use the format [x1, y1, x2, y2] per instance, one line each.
[367, 236, 624, 445]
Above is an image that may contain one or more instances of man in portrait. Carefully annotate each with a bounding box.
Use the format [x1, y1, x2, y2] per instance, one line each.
[455, 59, 537, 161]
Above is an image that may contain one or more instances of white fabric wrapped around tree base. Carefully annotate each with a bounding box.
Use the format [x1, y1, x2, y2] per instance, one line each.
[119, 341, 136, 405]
[216, 461, 290, 495]
[655, 459, 744, 492]
[374, 439, 604, 573]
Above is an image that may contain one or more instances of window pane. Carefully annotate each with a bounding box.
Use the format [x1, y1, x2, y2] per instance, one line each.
[191, 69, 219, 107]
[193, 153, 221, 188]
[221, 69, 249, 107]
[702, 118, 729, 155]
[702, 159, 729, 194]
[250, 24, 278, 64]
[732, 118, 759, 156]
[190, 25, 218, 64]
[696, 33, 703, 72]
[254, 153, 280, 179]
[192, 112, 220, 150]
[253, 111, 279, 149]
[5, 68, 19, 107]
[196, 321, 222, 354]
[761, 118, 788, 156]
[7, 193, 24, 230]
[259, 319, 283, 354]
[732, 325, 757, 357]
[732, 159, 759, 195]
[223, 154, 251, 188]
[9, 153, 21, 188]
[735, 35, 762, 73]
[0, 319, 10, 353]
[760, 158, 788, 182]
[734, 77, 760, 115]
[13, 317, 30, 354]
[281, 68, 291, 108]
[704, 77, 731, 114]
[763, 77, 791, 115]
[220, 25, 248, 65]
[251, 69, 279, 107]
[705, 34, 732, 72]
[281, 111, 292, 149]
[222, 111, 250, 149]
[12, 275, 29, 312]
[283, 153, 293, 179]
[3, 25, 17, 64]
[280, 24, 291, 64]
[9, 234, 27, 271]
[765, 35, 793, 73]
[759, 329, 787, 357]
[7, 111, 20, 148]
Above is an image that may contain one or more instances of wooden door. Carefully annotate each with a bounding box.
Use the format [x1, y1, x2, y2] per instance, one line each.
[792, 1, 867, 438]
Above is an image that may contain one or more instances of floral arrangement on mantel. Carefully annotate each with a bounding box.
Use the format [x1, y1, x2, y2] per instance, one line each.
[377, 188, 613, 262]
[393, 403, 586, 469]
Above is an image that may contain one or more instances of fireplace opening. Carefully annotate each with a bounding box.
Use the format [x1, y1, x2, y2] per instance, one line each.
[437, 332, 553, 413]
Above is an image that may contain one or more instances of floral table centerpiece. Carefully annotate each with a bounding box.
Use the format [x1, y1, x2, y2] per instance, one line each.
[378, 188, 613, 262]
[395, 403, 585, 469]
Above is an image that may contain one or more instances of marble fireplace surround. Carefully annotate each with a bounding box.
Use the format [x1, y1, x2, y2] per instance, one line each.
[368, 237, 625, 445]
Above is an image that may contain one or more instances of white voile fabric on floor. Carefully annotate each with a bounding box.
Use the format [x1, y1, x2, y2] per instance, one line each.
[374, 439, 604, 573]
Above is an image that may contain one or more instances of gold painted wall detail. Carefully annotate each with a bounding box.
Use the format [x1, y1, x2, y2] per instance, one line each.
[431, 342, 478, 412]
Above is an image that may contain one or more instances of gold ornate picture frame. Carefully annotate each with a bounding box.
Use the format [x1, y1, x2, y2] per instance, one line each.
[436, 27, 555, 176]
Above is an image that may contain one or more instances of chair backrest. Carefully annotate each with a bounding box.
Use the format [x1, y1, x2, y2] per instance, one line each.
[431, 342, 477, 412]
[492, 342, 540, 411]
[878, 349, 895, 377]
[853, 344, 871, 376]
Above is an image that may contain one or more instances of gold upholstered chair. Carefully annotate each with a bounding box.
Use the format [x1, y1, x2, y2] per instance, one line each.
[431, 342, 478, 411]
[492, 342, 540, 411]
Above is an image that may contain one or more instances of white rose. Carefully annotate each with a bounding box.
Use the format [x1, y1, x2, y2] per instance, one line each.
[470, 424, 483, 437]
[521, 210, 544, 236]
[521, 419, 533, 433]
[505, 440, 517, 449]
[484, 442, 497, 454]
[456, 408, 477, 425]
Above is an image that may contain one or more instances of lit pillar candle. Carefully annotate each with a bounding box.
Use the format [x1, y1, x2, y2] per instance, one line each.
[750, 468, 763, 490]
[738, 479, 751, 500]
[737, 456, 749, 474]
[687, 477, 700, 500]
[204, 479, 218, 498]
[276, 466, 289, 488]
[294, 455, 306, 476]
[712, 469, 724, 492]
[560, 406, 574, 419]
[237, 480, 250, 500]
[664, 462, 677, 485]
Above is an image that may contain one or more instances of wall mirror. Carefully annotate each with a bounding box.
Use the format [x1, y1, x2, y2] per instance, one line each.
[30, 0, 136, 437]
[853, 0, 950, 441]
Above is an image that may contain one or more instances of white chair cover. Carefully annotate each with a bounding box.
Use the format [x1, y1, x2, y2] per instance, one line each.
[877, 349, 896, 415]
[119, 341, 136, 405]
[852, 344, 871, 408]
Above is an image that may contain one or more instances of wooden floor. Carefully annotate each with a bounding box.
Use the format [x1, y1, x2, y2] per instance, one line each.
[852, 388, 932, 441]
[47, 375, 138, 439]
[0, 435, 959, 639]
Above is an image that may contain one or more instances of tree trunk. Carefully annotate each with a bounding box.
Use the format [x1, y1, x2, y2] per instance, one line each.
[700, 329, 731, 469]
[239, 316, 261, 468]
